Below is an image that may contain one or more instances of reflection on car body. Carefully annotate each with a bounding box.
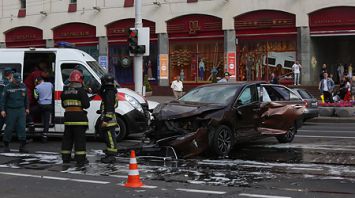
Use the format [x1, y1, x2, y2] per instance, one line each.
[147, 82, 305, 158]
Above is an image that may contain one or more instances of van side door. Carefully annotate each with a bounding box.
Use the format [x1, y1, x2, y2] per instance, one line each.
[57, 61, 101, 134]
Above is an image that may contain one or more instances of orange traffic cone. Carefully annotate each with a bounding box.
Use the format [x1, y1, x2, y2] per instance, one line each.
[124, 150, 143, 188]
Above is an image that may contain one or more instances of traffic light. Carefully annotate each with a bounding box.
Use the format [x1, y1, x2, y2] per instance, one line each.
[128, 29, 146, 55]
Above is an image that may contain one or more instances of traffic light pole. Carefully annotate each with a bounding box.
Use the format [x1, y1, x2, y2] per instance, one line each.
[134, 0, 143, 95]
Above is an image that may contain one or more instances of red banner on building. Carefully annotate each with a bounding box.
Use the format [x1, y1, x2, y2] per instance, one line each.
[227, 52, 236, 77]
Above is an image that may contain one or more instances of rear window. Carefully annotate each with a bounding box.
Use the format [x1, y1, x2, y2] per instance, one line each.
[297, 90, 313, 99]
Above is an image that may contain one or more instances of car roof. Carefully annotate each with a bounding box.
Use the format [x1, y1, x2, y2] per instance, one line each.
[196, 81, 266, 89]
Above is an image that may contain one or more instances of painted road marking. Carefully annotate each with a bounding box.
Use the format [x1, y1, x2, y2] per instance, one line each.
[239, 193, 292, 198]
[176, 188, 226, 195]
[297, 135, 355, 139]
[298, 130, 355, 133]
[0, 172, 110, 184]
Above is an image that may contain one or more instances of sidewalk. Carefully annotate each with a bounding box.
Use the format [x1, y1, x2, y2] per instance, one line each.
[308, 116, 355, 123]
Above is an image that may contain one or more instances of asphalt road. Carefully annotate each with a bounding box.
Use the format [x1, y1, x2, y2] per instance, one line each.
[0, 119, 355, 198]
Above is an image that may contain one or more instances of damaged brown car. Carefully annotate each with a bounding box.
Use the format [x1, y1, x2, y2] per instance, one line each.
[147, 82, 305, 158]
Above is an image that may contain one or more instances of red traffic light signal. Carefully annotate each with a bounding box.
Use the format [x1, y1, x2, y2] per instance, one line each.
[128, 29, 146, 55]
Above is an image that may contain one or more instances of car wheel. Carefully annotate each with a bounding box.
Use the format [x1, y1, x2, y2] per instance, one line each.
[211, 125, 234, 157]
[115, 117, 127, 142]
[276, 126, 296, 143]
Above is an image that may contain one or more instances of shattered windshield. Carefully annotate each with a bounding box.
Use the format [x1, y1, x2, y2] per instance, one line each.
[179, 84, 240, 104]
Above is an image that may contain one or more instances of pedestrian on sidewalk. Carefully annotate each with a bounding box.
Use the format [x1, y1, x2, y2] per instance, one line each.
[292, 61, 302, 85]
[98, 74, 118, 164]
[218, 72, 231, 83]
[320, 64, 327, 80]
[319, 72, 335, 103]
[1, 73, 29, 153]
[171, 75, 183, 99]
[34, 77, 53, 142]
[344, 76, 352, 102]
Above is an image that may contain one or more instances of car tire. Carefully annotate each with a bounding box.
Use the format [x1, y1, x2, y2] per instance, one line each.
[95, 116, 128, 142]
[211, 125, 234, 157]
[276, 126, 296, 143]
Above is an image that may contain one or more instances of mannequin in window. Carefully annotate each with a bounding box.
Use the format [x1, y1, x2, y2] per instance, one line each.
[146, 60, 154, 80]
[199, 58, 205, 81]
[180, 69, 185, 81]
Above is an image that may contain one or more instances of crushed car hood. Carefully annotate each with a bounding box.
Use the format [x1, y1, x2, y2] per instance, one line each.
[153, 101, 226, 120]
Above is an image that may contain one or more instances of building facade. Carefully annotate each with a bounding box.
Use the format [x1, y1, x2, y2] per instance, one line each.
[1, 0, 355, 86]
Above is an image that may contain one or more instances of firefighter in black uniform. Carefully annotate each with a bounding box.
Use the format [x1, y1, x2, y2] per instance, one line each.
[61, 70, 90, 166]
[99, 74, 118, 163]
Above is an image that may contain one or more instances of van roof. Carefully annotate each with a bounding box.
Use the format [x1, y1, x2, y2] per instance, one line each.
[0, 48, 96, 62]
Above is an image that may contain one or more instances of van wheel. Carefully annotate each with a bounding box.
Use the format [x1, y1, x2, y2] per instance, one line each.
[115, 117, 127, 142]
[276, 126, 296, 143]
[95, 116, 127, 142]
[211, 125, 234, 157]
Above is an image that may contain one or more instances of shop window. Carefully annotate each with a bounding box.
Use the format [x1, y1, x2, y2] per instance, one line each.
[124, 0, 134, 7]
[187, 0, 198, 3]
[109, 42, 158, 84]
[68, 0, 77, 12]
[18, 0, 26, 17]
[169, 40, 224, 83]
[237, 40, 296, 81]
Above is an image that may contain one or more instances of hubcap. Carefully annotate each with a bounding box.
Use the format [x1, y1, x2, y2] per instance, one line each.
[217, 128, 231, 154]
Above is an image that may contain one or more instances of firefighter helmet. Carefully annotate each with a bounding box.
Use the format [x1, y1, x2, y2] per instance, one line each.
[101, 74, 115, 87]
[69, 69, 83, 83]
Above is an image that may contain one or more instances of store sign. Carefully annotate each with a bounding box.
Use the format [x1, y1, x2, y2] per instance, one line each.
[159, 54, 169, 79]
[5, 27, 43, 43]
[59, 31, 91, 38]
[98, 56, 108, 69]
[227, 52, 236, 77]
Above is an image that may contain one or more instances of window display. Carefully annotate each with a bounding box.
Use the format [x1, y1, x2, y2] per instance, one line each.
[169, 40, 223, 83]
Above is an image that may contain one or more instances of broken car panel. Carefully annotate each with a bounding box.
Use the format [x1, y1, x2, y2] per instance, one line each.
[147, 82, 305, 158]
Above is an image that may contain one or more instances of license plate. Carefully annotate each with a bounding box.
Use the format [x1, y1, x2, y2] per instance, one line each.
[311, 102, 317, 107]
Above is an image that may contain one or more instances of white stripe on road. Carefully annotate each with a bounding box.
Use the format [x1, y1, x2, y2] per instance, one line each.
[239, 193, 292, 198]
[70, 179, 110, 184]
[176, 188, 226, 195]
[0, 172, 41, 178]
[299, 130, 355, 133]
[0, 172, 109, 184]
[297, 135, 355, 139]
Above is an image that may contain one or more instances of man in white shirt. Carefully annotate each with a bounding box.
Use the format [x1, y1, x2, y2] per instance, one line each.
[292, 61, 302, 85]
[171, 75, 183, 99]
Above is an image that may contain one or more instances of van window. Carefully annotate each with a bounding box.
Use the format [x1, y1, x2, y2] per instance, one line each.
[61, 63, 101, 93]
[0, 64, 21, 82]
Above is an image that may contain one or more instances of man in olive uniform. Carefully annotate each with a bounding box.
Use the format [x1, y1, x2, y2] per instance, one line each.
[61, 70, 90, 166]
[1, 73, 29, 153]
[0, 67, 14, 134]
[99, 74, 118, 163]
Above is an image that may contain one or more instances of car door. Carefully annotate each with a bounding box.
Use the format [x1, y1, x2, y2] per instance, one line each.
[234, 84, 260, 138]
[259, 85, 304, 134]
